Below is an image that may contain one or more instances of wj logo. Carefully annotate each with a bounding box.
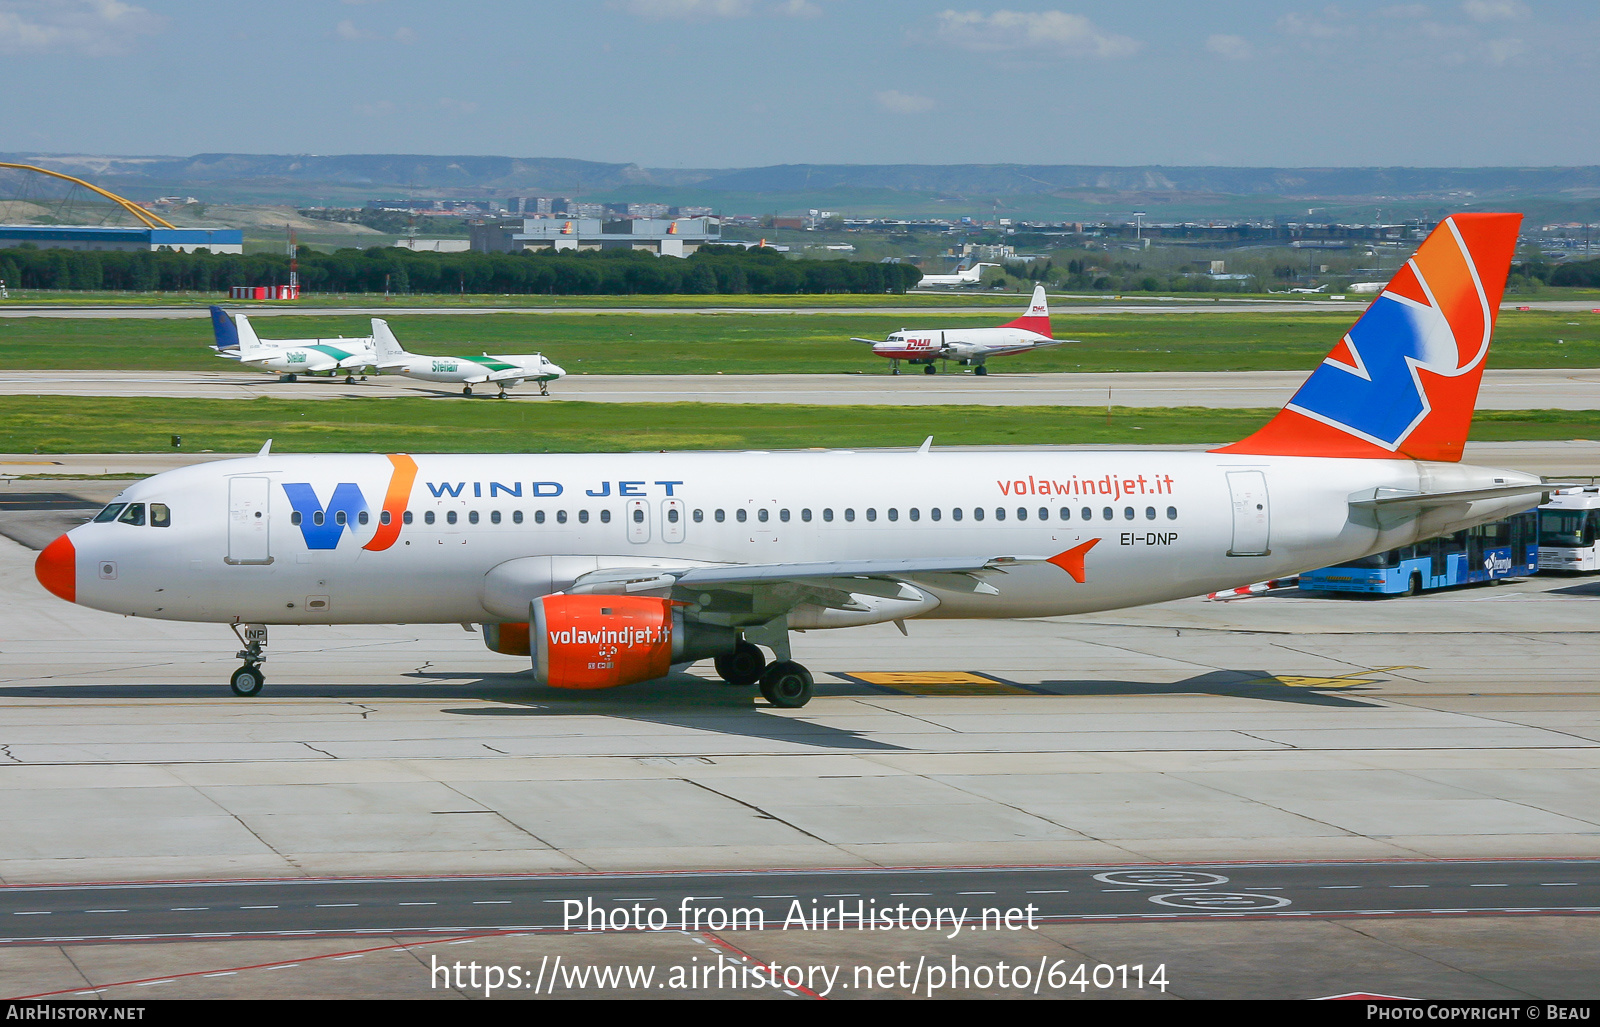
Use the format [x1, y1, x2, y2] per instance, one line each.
[281, 455, 417, 552]
[1284, 218, 1491, 451]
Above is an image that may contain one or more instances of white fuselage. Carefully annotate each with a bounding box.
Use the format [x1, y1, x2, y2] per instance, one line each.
[229, 340, 375, 375]
[875, 327, 1056, 363]
[63, 450, 1539, 629]
[379, 353, 563, 386]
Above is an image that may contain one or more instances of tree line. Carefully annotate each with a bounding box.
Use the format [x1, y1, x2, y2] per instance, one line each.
[0, 244, 923, 295]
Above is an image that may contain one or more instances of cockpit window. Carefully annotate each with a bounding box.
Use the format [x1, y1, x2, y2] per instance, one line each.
[93, 503, 127, 523]
[150, 503, 171, 528]
[117, 503, 146, 526]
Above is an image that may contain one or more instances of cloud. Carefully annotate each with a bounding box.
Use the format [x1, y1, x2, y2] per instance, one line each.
[1483, 35, 1526, 62]
[932, 9, 1140, 59]
[772, 0, 821, 16]
[618, 0, 753, 18]
[875, 89, 936, 114]
[1462, 0, 1528, 20]
[1205, 33, 1252, 60]
[336, 19, 416, 43]
[0, 0, 164, 56]
[436, 97, 479, 115]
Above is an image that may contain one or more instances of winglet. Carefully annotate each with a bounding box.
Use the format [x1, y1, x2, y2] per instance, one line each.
[1214, 213, 1521, 463]
[1000, 284, 1051, 337]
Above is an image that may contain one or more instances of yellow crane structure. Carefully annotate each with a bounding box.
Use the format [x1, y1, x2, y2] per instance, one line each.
[0, 162, 177, 229]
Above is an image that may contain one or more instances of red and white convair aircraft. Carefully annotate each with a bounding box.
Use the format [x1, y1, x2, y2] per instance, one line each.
[853, 284, 1064, 375]
[36, 215, 1557, 708]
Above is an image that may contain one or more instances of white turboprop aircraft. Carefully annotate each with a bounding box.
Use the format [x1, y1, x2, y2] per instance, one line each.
[370, 318, 565, 398]
[210, 306, 375, 383]
[42, 215, 1556, 709]
[853, 284, 1064, 375]
[913, 262, 999, 288]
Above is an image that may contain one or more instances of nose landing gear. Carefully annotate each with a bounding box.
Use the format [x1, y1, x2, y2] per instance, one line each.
[228, 623, 267, 696]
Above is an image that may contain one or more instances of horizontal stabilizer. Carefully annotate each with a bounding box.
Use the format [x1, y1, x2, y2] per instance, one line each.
[1349, 482, 1572, 512]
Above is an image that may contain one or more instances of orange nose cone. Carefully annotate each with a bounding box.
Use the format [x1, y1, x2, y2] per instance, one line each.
[35, 534, 75, 603]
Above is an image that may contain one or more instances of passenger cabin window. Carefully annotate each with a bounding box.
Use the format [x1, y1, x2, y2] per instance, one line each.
[667, 508, 679, 523]
[866, 508, 877, 522]
[557, 511, 568, 524]
[693, 509, 704, 523]
[757, 509, 768, 523]
[1167, 506, 1177, 520]
[312, 511, 325, 527]
[1145, 507, 1156, 520]
[358, 511, 369, 526]
[491, 510, 501, 525]
[425, 511, 436, 525]
[823, 508, 834, 522]
[468, 511, 479, 525]
[952, 508, 962, 521]
[994, 508, 1005, 521]
[801, 508, 811, 522]
[887, 508, 899, 522]
[94, 503, 127, 523]
[381, 511, 392, 525]
[845, 509, 855, 522]
[513, 510, 524, 524]
[335, 511, 347, 526]
[535, 510, 546, 524]
[1123, 507, 1135, 520]
[1082, 507, 1092, 520]
[1102, 507, 1113, 520]
[601, 509, 611, 524]
[1038, 507, 1048, 521]
[579, 510, 590, 524]
[290, 511, 303, 526]
[1059, 507, 1070, 520]
[931, 508, 940, 521]
[446, 511, 458, 525]
[973, 508, 983, 521]
[737, 509, 747, 523]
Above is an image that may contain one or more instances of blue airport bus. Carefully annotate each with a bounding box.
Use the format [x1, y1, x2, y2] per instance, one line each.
[1298, 510, 1539, 596]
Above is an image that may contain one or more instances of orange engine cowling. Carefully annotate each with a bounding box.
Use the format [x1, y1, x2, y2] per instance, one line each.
[529, 594, 737, 690]
[482, 622, 530, 656]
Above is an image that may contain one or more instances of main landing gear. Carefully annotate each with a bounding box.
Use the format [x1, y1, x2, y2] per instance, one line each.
[713, 639, 814, 708]
[228, 623, 267, 696]
[280, 373, 298, 383]
[973, 364, 988, 376]
[462, 385, 474, 397]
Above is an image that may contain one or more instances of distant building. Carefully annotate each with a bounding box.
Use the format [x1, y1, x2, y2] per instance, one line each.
[0, 225, 243, 253]
[392, 238, 471, 253]
[471, 217, 721, 257]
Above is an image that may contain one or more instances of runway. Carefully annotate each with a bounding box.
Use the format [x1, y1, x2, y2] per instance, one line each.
[1, 298, 1597, 319]
[3, 366, 1598, 409]
[2, 469, 1598, 999]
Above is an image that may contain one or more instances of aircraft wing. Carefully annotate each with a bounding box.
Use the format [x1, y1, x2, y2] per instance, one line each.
[849, 338, 883, 345]
[484, 366, 549, 383]
[563, 555, 1045, 616]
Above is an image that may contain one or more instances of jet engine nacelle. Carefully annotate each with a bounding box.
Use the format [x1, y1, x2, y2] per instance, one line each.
[526, 594, 738, 689]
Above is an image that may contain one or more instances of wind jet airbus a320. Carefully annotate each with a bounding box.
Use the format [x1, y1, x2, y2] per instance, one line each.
[210, 306, 375, 383]
[854, 284, 1064, 375]
[40, 215, 1556, 708]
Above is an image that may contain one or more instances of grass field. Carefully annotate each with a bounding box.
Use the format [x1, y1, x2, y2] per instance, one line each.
[1, 309, 1596, 374]
[1, 397, 1593, 454]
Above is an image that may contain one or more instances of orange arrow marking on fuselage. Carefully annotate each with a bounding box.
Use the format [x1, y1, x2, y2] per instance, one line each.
[1047, 538, 1100, 583]
[362, 454, 418, 552]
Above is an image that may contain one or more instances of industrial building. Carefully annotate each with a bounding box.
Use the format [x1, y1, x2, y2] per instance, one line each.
[0, 225, 243, 253]
[471, 217, 719, 257]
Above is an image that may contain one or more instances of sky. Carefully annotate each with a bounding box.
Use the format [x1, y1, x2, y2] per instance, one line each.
[0, 0, 1595, 169]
